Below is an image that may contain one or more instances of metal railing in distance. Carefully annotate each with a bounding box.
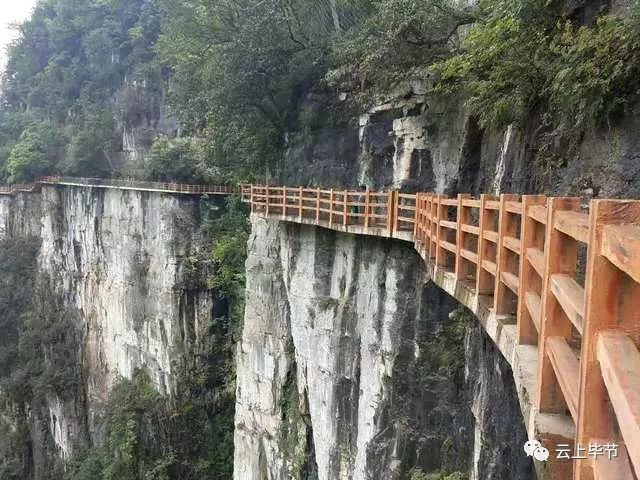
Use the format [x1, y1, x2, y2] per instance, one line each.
[39, 176, 237, 195]
[247, 183, 640, 480]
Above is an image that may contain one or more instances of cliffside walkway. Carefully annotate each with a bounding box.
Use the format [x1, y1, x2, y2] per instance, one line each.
[243, 185, 640, 480]
[0, 176, 239, 196]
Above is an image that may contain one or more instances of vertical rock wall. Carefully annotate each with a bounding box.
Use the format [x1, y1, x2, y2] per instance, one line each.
[234, 215, 532, 479]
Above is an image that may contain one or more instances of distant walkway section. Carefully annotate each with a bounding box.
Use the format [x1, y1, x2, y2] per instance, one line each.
[0, 176, 242, 196]
[244, 184, 640, 480]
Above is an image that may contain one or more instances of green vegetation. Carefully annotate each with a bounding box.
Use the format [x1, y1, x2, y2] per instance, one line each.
[0, 237, 82, 479]
[435, 0, 640, 130]
[1, 0, 161, 181]
[65, 369, 234, 480]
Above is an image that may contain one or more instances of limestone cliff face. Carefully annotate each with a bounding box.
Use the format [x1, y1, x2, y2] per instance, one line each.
[0, 185, 221, 469]
[234, 215, 532, 479]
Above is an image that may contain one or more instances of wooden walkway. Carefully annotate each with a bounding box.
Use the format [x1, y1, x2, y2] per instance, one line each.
[0, 176, 239, 196]
[244, 185, 640, 480]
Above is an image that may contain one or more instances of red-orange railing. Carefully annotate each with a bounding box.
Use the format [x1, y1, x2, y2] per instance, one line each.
[247, 184, 640, 480]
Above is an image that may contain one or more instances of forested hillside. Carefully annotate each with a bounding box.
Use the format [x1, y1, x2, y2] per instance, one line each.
[3, 0, 640, 184]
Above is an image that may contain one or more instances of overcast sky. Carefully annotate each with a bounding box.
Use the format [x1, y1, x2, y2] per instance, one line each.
[0, 1, 38, 71]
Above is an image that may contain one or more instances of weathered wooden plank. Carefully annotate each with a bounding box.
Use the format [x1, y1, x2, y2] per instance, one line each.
[460, 248, 478, 265]
[526, 247, 545, 278]
[462, 198, 481, 208]
[440, 240, 457, 254]
[461, 224, 480, 235]
[547, 336, 581, 421]
[601, 223, 640, 284]
[550, 274, 585, 335]
[525, 291, 542, 333]
[504, 236, 521, 255]
[555, 210, 590, 243]
[482, 259, 497, 276]
[440, 220, 457, 230]
[505, 201, 522, 214]
[596, 331, 640, 474]
[501, 271, 520, 295]
[483, 230, 498, 243]
[528, 204, 547, 224]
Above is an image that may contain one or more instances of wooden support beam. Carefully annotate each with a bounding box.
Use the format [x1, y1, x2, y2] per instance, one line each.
[575, 199, 640, 480]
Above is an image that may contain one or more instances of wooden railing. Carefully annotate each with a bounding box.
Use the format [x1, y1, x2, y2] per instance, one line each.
[247, 185, 640, 480]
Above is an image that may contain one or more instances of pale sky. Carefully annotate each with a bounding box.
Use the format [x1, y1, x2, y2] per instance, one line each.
[0, 1, 38, 71]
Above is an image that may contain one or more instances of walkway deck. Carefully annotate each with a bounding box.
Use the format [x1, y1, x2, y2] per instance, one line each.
[244, 185, 640, 480]
[0, 176, 239, 196]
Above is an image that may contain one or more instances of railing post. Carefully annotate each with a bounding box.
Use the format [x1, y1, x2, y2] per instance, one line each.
[536, 197, 580, 414]
[414, 193, 420, 245]
[283, 186, 287, 218]
[266, 186, 270, 216]
[429, 195, 438, 260]
[343, 190, 348, 226]
[435, 195, 445, 267]
[299, 186, 303, 220]
[316, 187, 320, 222]
[364, 190, 370, 229]
[517, 195, 547, 346]
[250, 185, 254, 214]
[455, 194, 471, 281]
[476, 194, 497, 295]
[494, 193, 520, 315]
[386, 190, 397, 236]
[329, 188, 334, 227]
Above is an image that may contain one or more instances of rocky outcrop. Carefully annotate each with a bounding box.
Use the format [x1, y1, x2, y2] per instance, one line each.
[234, 215, 532, 479]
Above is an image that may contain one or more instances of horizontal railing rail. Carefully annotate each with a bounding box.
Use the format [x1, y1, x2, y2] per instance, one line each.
[246, 183, 640, 480]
